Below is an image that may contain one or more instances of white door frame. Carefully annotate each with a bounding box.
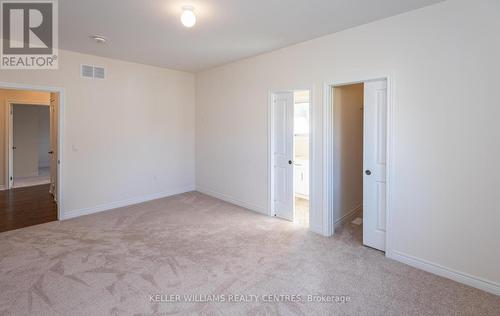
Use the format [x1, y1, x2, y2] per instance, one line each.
[1, 81, 65, 221]
[7, 100, 51, 190]
[268, 87, 314, 225]
[323, 75, 395, 255]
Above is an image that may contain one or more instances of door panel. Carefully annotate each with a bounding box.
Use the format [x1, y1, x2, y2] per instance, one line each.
[363, 80, 387, 251]
[273, 92, 294, 221]
[377, 183, 386, 231]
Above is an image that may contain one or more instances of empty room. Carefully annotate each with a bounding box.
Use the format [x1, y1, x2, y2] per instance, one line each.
[0, 0, 499, 315]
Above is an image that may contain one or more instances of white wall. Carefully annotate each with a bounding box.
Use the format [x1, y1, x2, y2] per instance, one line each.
[196, 0, 500, 293]
[0, 49, 195, 217]
[38, 107, 50, 168]
[333, 84, 363, 224]
[12, 104, 50, 177]
[13, 105, 40, 178]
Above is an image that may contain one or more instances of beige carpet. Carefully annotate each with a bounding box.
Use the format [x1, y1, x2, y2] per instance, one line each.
[0, 192, 498, 315]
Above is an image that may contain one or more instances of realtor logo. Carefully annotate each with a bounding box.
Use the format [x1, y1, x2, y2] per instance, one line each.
[1, 0, 58, 69]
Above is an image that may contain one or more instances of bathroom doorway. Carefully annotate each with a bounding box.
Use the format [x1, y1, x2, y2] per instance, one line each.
[269, 89, 311, 228]
[293, 91, 310, 226]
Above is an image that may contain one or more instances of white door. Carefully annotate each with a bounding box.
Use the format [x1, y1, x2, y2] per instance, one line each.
[363, 80, 387, 251]
[272, 92, 294, 221]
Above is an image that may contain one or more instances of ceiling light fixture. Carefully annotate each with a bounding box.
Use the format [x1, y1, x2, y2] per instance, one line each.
[181, 6, 196, 28]
[91, 35, 107, 44]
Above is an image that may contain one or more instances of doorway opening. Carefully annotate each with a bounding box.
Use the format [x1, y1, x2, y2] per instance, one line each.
[324, 79, 390, 252]
[293, 91, 310, 226]
[332, 83, 365, 244]
[1, 87, 61, 233]
[270, 89, 311, 228]
[10, 104, 51, 188]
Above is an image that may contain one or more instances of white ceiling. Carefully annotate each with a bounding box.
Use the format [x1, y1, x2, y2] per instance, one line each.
[60, 0, 443, 72]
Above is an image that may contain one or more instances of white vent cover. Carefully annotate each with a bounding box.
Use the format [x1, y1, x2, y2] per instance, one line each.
[93, 66, 105, 79]
[81, 64, 106, 79]
[81, 64, 94, 78]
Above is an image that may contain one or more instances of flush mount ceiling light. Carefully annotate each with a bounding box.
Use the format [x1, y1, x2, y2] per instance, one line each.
[181, 6, 196, 28]
[91, 35, 107, 44]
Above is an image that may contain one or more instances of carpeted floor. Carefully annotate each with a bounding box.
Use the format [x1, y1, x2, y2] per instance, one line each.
[0, 192, 498, 315]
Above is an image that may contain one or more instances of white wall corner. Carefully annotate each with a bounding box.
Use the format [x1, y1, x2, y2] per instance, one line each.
[62, 185, 195, 220]
[334, 204, 362, 230]
[196, 186, 269, 216]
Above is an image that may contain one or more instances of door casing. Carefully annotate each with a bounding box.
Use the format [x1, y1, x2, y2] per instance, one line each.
[2, 81, 65, 221]
[49, 93, 59, 201]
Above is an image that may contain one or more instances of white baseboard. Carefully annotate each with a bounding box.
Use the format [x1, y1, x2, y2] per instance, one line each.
[62, 185, 195, 220]
[196, 187, 269, 215]
[334, 204, 362, 230]
[388, 250, 500, 296]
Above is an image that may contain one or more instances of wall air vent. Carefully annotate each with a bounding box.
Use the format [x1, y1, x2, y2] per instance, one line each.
[81, 64, 106, 80]
[93, 66, 106, 79]
[81, 64, 94, 78]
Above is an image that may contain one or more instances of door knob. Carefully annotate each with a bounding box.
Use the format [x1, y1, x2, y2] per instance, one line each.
[288, 160, 293, 165]
[365, 170, 372, 175]
[48, 151, 54, 154]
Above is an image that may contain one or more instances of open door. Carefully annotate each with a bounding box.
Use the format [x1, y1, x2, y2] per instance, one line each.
[49, 92, 59, 201]
[272, 92, 294, 221]
[363, 80, 387, 251]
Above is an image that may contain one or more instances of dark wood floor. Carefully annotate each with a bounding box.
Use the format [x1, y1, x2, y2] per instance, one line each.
[0, 184, 57, 233]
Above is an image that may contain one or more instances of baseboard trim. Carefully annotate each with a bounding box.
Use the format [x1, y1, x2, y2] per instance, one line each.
[0, 184, 6, 191]
[389, 250, 500, 296]
[196, 187, 269, 215]
[62, 185, 195, 220]
[334, 204, 362, 230]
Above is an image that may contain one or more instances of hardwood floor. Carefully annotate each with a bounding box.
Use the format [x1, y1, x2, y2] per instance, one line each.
[0, 184, 57, 233]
